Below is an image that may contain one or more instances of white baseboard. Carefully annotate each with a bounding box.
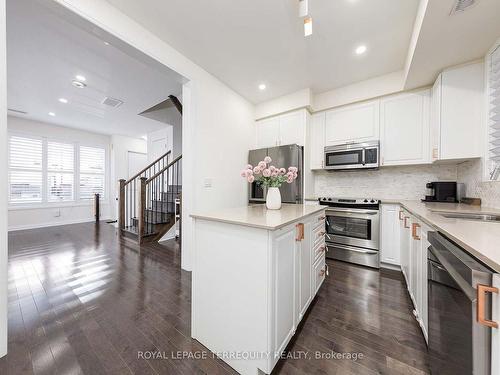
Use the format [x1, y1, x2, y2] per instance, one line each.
[8, 217, 112, 231]
[380, 262, 401, 271]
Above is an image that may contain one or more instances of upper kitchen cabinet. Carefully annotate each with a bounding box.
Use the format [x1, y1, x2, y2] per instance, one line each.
[255, 109, 307, 149]
[430, 62, 484, 161]
[324, 99, 380, 146]
[309, 112, 325, 169]
[380, 89, 430, 166]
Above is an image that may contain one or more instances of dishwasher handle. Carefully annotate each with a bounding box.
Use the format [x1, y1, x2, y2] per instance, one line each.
[477, 284, 499, 329]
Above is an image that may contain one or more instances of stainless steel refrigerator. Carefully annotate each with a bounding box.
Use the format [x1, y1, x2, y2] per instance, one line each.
[248, 144, 303, 204]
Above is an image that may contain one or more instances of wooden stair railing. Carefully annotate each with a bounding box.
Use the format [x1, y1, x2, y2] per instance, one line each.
[120, 154, 182, 244]
[118, 150, 171, 233]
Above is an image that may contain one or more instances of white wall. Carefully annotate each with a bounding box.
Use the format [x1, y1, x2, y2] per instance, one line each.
[110, 134, 147, 220]
[52, 0, 255, 271]
[255, 88, 312, 120]
[7, 116, 113, 230]
[0, 0, 7, 359]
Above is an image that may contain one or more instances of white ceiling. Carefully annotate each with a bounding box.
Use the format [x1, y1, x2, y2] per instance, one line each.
[7, 0, 184, 138]
[105, 0, 420, 103]
[405, 0, 500, 89]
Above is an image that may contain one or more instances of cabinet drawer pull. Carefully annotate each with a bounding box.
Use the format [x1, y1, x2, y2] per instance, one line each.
[399, 210, 404, 220]
[404, 217, 410, 229]
[477, 284, 499, 328]
[318, 231, 326, 236]
[319, 265, 329, 277]
[412, 223, 421, 240]
[319, 246, 326, 253]
[318, 216, 325, 221]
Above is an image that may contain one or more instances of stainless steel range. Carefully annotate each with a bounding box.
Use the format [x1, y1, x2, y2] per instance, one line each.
[318, 197, 380, 268]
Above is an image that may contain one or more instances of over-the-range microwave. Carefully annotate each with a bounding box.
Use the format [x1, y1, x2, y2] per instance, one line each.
[324, 141, 379, 170]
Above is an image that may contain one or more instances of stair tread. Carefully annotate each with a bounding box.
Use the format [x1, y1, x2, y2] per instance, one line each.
[122, 227, 159, 238]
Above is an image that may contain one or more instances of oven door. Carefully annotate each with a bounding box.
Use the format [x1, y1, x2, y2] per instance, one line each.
[324, 147, 364, 170]
[325, 208, 380, 249]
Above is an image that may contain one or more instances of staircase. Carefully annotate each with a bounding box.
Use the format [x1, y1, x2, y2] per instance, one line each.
[119, 152, 182, 244]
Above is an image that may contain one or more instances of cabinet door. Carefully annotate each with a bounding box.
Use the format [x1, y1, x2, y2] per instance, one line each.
[274, 227, 297, 355]
[400, 211, 411, 284]
[380, 90, 430, 166]
[430, 75, 442, 161]
[310, 112, 325, 169]
[298, 221, 312, 320]
[492, 274, 500, 375]
[440, 62, 484, 160]
[256, 117, 280, 148]
[409, 217, 419, 306]
[324, 100, 380, 146]
[279, 110, 305, 147]
[380, 204, 401, 265]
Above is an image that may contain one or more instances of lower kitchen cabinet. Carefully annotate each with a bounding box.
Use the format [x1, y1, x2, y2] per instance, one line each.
[493, 274, 500, 375]
[380, 204, 401, 265]
[192, 209, 327, 375]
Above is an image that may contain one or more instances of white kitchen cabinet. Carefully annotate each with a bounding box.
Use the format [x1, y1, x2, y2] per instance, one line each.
[256, 116, 280, 148]
[324, 99, 380, 146]
[255, 109, 307, 149]
[400, 209, 411, 284]
[419, 226, 430, 342]
[297, 221, 313, 321]
[310, 112, 325, 169]
[192, 208, 326, 375]
[274, 226, 297, 355]
[380, 204, 401, 265]
[380, 90, 430, 166]
[430, 62, 484, 161]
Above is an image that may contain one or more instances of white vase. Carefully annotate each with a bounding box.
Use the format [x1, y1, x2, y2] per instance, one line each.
[266, 187, 282, 210]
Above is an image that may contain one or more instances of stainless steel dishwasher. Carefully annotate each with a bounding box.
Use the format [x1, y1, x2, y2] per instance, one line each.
[428, 232, 495, 375]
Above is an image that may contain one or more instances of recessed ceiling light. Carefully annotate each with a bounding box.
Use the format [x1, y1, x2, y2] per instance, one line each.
[103, 41, 110, 46]
[48, 112, 55, 117]
[258, 83, 266, 91]
[75, 75, 86, 82]
[304, 16, 313, 37]
[58, 98, 68, 104]
[355, 45, 367, 55]
[72, 80, 86, 89]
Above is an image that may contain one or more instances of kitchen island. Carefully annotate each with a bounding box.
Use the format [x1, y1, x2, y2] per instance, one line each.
[191, 204, 327, 375]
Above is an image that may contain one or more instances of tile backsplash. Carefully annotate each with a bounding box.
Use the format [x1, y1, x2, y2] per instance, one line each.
[457, 159, 500, 209]
[314, 164, 458, 201]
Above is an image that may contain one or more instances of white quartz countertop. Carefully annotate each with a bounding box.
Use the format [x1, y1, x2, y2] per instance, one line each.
[385, 200, 500, 273]
[191, 204, 326, 230]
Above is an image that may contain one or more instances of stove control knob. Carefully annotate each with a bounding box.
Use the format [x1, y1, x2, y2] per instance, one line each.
[322, 197, 327, 201]
[328, 198, 332, 201]
[363, 199, 368, 203]
[370, 199, 375, 203]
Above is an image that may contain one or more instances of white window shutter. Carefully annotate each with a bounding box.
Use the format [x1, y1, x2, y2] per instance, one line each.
[47, 141, 74, 202]
[79, 146, 105, 200]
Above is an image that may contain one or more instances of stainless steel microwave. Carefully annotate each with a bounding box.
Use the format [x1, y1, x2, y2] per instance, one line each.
[324, 141, 379, 170]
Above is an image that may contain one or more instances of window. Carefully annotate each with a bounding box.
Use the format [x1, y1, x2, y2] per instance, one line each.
[47, 141, 74, 202]
[8, 134, 107, 205]
[79, 146, 105, 200]
[9, 136, 43, 203]
[487, 44, 500, 180]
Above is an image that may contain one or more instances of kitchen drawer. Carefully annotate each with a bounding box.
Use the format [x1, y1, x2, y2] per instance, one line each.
[311, 211, 326, 230]
[313, 256, 327, 295]
[313, 240, 326, 263]
[312, 224, 326, 247]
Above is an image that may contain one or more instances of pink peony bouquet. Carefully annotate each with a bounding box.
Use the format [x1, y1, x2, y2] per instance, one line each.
[240, 156, 298, 187]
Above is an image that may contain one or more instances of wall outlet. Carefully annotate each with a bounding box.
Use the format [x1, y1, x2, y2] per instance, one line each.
[54, 209, 61, 218]
[204, 178, 212, 188]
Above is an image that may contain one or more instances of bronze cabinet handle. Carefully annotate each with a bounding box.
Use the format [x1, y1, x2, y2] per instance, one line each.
[296, 223, 304, 241]
[399, 210, 404, 220]
[404, 217, 410, 229]
[318, 231, 326, 236]
[412, 223, 421, 240]
[318, 216, 325, 221]
[319, 265, 329, 277]
[477, 284, 499, 328]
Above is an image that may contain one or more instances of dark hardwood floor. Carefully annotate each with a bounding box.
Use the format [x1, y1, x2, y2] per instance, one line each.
[1, 222, 430, 375]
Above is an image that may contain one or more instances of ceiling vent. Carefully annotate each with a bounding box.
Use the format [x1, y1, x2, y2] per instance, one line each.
[8, 108, 27, 115]
[450, 0, 478, 15]
[101, 96, 123, 108]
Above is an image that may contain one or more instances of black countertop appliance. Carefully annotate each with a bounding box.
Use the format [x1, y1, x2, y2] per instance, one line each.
[423, 181, 457, 203]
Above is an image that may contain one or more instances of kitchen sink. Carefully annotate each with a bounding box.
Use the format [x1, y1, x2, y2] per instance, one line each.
[437, 212, 500, 222]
